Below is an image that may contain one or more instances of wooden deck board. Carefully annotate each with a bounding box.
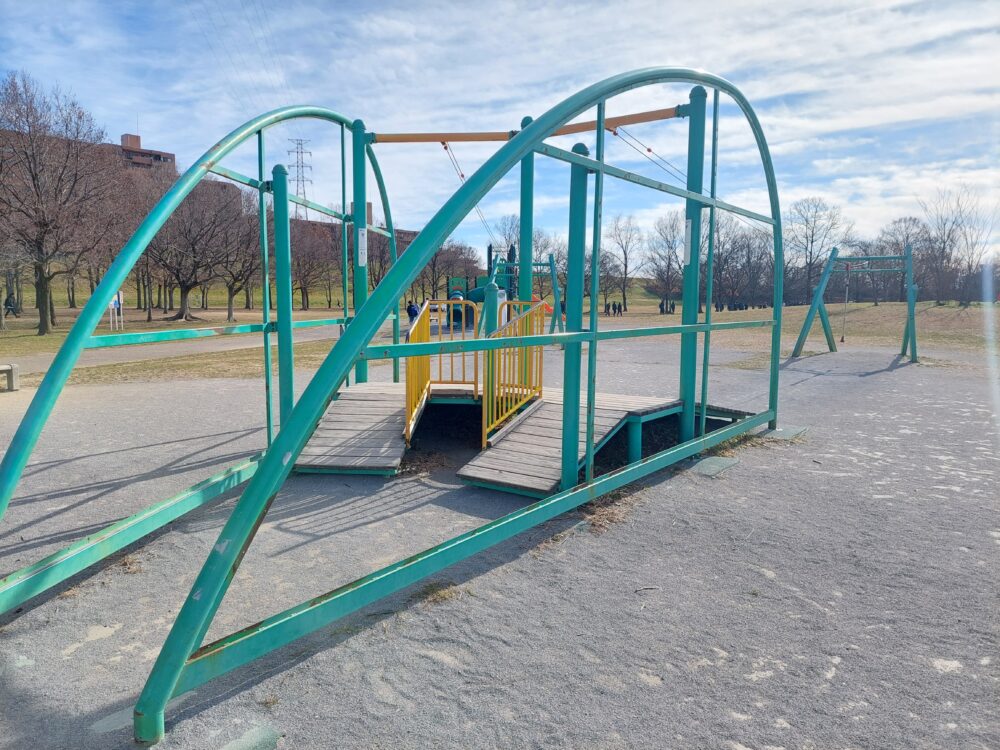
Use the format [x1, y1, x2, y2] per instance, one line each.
[294, 382, 407, 474]
[458, 390, 679, 494]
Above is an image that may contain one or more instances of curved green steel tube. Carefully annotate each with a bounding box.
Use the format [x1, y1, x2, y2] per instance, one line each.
[133, 66, 784, 742]
[0, 105, 402, 521]
[366, 143, 401, 381]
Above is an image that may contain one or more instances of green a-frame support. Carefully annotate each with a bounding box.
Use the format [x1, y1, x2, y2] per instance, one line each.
[791, 245, 918, 362]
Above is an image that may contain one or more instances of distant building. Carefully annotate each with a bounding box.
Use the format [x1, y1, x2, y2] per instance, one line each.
[118, 133, 174, 169]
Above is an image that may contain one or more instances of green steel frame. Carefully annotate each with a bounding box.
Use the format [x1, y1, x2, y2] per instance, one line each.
[791, 245, 917, 362]
[0, 68, 784, 744]
[0, 108, 398, 618]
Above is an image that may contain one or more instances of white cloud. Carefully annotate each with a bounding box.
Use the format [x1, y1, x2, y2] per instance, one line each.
[1, 0, 997, 253]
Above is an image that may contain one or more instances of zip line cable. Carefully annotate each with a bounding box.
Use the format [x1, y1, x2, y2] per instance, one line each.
[441, 142, 502, 249]
[615, 126, 688, 184]
[611, 124, 772, 239]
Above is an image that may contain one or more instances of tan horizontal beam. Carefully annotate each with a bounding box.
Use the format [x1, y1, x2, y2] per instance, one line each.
[559, 106, 681, 135]
[371, 106, 681, 144]
[373, 131, 514, 143]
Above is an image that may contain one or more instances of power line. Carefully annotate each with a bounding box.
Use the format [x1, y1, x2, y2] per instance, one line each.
[288, 138, 313, 219]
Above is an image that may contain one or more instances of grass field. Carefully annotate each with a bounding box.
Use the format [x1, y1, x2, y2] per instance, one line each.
[3, 272, 996, 391]
[18, 339, 390, 388]
[7, 299, 994, 389]
[0, 304, 354, 358]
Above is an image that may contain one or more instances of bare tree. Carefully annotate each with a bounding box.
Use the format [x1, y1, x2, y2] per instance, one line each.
[876, 216, 929, 301]
[784, 197, 849, 302]
[953, 187, 996, 304]
[148, 180, 240, 320]
[0, 71, 121, 334]
[290, 218, 333, 311]
[605, 214, 644, 311]
[920, 189, 966, 303]
[216, 191, 261, 321]
[645, 212, 683, 309]
[494, 214, 520, 253]
[597, 246, 621, 307]
[529, 228, 560, 300]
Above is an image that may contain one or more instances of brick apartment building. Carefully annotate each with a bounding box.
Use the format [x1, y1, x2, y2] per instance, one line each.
[118, 133, 174, 169]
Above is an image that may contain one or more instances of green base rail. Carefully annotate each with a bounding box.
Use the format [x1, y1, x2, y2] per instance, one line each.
[0, 456, 261, 615]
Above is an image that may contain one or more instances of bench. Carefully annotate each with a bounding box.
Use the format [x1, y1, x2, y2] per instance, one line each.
[1, 363, 19, 392]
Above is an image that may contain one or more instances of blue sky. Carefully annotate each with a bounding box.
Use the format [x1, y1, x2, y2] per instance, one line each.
[1, 0, 997, 254]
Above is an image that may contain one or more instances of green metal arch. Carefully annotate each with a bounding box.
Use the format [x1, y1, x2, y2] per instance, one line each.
[132, 66, 785, 742]
[0, 105, 397, 519]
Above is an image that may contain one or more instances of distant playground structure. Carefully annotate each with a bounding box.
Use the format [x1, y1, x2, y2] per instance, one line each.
[0, 68, 787, 743]
[792, 245, 918, 362]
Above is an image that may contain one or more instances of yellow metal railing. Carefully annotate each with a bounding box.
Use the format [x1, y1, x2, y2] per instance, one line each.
[482, 300, 545, 447]
[404, 302, 431, 445]
[428, 299, 480, 396]
[405, 299, 480, 445]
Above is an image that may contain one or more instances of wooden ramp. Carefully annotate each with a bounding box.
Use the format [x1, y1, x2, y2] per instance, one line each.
[296, 382, 407, 475]
[457, 389, 681, 496]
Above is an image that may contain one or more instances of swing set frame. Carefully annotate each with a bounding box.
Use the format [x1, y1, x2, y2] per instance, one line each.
[791, 245, 918, 362]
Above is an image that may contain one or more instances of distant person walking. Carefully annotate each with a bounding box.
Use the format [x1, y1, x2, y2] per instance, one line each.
[406, 300, 419, 325]
[604, 302, 611, 316]
[3, 293, 18, 318]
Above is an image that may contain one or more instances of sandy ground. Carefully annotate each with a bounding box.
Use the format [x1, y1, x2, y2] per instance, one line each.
[0, 339, 997, 749]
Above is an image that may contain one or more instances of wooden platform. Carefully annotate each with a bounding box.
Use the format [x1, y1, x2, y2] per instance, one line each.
[456, 389, 682, 496]
[295, 382, 408, 475]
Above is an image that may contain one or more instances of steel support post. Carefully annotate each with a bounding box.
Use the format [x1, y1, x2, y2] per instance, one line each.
[483, 281, 499, 423]
[818, 302, 837, 351]
[791, 247, 840, 357]
[484, 282, 499, 336]
[548, 253, 564, 334]
[562, 143, 589, 490]
[903, 243, 918, 362]
[518, 116, 535, 302]
[352, 119, 369, 383]
[366, 143, 400, 382]
[271, 164, 295, 424]
[626, 418, 642, 463]
[585, 103, 605, 480]
[340, 123, 350, 322]
[257, 131, 275, 446]
[698, 90, 720, 437]
[679, 86, 707, 443]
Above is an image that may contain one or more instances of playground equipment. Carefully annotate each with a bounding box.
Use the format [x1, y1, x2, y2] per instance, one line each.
[791, 245, 918, 362]
[0, 118, 397, 619]
[0, 67, 785, 743]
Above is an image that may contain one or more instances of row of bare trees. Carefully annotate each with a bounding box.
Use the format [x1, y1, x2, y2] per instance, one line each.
[0, 70, 428, 333]
[2, 69, 995, 335]
[0, 71, 124, 333]
[503, 186, 996, 313]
